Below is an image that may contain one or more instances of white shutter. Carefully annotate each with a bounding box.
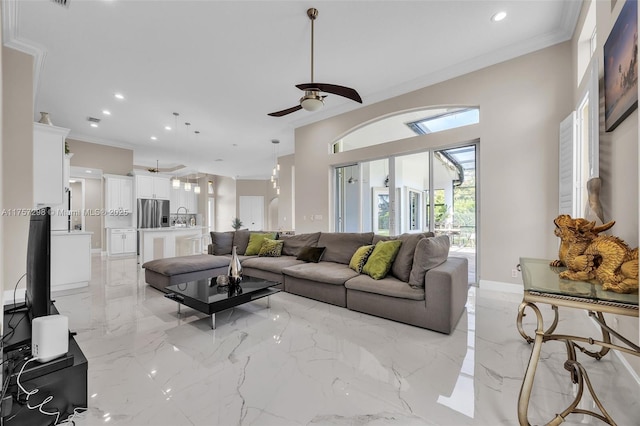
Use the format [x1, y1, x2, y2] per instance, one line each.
[559, 112, 576, 215]
[588, 58, 599, 178]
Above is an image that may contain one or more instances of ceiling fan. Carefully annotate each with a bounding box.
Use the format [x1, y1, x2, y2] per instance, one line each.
[268, 8, 363, 117]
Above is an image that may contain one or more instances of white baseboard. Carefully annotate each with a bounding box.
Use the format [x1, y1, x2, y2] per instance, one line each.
[3, 289, 25, 305]
[478, 279, 523, 295]
[4, 282, 88, 306]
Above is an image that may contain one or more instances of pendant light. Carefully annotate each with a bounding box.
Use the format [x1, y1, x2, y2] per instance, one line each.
[271, 139, 280, 194]
[184, 122, 192, 191]
[193, 130, 201, 194]
[171, 112, 181, 189]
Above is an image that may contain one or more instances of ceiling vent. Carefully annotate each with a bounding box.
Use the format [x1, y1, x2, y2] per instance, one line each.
[50, 0, 69, 7]
[87, 117, 101, 123]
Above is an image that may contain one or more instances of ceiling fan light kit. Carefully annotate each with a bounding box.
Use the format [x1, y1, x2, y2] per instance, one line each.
[268, 7, 362, 117]
[300, 92, 324, 111]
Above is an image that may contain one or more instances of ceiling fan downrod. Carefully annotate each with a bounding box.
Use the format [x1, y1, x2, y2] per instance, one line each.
[308, 8, 318, 84]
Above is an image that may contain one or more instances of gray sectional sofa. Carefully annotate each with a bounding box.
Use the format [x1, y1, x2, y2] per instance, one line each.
[142, 230, 469, 334]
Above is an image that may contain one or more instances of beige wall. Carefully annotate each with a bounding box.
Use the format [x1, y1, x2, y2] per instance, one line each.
[2, 47, 34, 292]
[277, 154, 294, 231]
[295, 42, 573, 286]
[66, 138, 133, 175]
[214, 175, 236, 231]
[66, 138, 134, 251]
[1, 12, 4, 315]
[573, 0, 640, 377]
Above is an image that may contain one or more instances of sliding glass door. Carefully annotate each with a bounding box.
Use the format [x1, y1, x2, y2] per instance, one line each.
[334, 144, 477, 282]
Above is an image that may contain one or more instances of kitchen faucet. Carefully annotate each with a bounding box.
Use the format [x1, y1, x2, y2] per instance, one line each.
[176, 206, 188, 226]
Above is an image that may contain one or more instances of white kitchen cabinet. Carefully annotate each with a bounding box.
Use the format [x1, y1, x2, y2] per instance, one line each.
[33, 123, 70, 207]
[108, 228, 136, 255]
[105, 175, 133, 213]
[136, 175, 170, 200]
[170, 185, 198, 213]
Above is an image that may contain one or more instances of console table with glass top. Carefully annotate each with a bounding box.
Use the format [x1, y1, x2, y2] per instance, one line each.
[516, 257, 639, 426]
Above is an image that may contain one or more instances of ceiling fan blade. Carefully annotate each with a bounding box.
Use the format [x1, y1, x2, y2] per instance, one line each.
[268, 104, 303, 117]
[296, 83, 362, 104]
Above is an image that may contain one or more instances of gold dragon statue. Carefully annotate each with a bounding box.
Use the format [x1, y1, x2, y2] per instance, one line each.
[550, 215, 638, 294]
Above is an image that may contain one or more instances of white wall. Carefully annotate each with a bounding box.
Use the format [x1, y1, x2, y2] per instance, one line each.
[295, 42, 573, 286]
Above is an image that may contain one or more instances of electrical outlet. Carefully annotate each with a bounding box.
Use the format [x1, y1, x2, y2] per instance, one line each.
[511, 269, 518, 278]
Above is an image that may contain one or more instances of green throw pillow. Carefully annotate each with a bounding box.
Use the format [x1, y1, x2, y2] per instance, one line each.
[245, 232, 276, 256]
[349, 245, 375, 273]
[258, 238, 284, 257]
[362, 240, 403, 280]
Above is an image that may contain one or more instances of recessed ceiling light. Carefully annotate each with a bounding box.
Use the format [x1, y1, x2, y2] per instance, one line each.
[165, 126, 172, 131]
[150, 136, 158, 141]
[90, 123, 98, 128]
[491, 11, 507, 22]
[114, 93, 125, 100]
[102, 110, 111, 115]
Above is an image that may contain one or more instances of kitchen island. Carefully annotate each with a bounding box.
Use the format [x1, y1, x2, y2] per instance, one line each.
[138, 226, 205, 264]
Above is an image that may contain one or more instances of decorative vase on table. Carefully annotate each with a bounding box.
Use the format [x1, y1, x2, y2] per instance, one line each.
[228, 245, 243, 287]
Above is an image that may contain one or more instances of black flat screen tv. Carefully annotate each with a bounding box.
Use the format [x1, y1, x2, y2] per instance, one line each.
[25, 207, 51, 319]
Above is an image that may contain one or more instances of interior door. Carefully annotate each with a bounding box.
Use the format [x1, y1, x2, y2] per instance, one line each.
[239, 196, 264, 231]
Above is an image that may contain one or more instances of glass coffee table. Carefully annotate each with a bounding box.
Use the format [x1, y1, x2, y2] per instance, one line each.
[516, 257, 638, 425]
[164, 275, 281, 329]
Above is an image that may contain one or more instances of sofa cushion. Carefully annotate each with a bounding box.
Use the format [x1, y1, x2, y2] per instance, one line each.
[233, 230, 251, 255]
[210, 231, 234, 255]
[242, 255, 305, 274]
[362, 240, 402, 280]
[282, 262, 359, 285]
[349, 245, 374, 273]
[258, 238, 284, 257]
[391, 233, 426, 282]
[373, 235, 392, 245]
[408, 235, 450, 288]
[297, 246, 326, 263]
[245, 232, 277, 256]
[317, 232, 374, 264]
[142, 254, 229, 276]
[345, 274, 425, 301]
[279, 232, 321, 256]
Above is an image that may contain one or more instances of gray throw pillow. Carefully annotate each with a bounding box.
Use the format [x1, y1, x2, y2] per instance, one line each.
[233, 230, 251, 255]
[408, 235, 450, 288]
[297, 246, 326, 263]
[317, 232, 374, 264]
[210, 231, 234, 255]
[279, 232, 321, 256]
[391, 233, 426, 282]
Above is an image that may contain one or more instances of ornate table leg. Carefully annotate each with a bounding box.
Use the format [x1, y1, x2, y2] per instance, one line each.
[517, 302, 558, 344]
[553, 357, 618, 425]
[518, 302, 545, 426]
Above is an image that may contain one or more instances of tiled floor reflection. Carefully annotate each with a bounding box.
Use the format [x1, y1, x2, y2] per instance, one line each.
[50, 255, 639, 425]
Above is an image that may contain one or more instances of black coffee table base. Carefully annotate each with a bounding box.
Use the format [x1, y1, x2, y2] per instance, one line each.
[164, 277, 281, 330]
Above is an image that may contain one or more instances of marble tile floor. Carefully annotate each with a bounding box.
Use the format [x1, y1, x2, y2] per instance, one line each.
[50, 255, 639, 426]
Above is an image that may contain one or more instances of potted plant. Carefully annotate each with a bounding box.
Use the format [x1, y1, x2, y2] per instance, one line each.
[231, 218, 243, 231]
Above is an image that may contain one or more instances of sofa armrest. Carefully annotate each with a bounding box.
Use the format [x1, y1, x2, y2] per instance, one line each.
[423, 257, 469, 334]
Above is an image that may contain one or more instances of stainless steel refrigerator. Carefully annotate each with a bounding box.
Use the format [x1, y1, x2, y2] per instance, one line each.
[137, 198, 170, 228]
[137, 199, 170, 256]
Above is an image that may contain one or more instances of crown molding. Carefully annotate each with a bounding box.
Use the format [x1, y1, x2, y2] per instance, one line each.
[2, 0, 47, 107]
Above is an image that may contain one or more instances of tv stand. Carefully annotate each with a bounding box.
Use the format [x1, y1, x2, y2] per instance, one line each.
[2, 304, 87, 425]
